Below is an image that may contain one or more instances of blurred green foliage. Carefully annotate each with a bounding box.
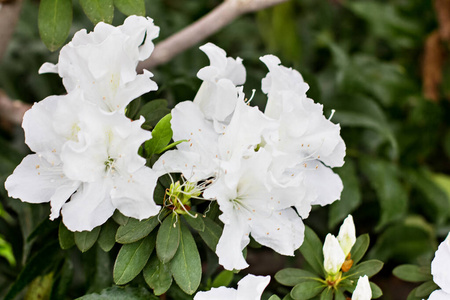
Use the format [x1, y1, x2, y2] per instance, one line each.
[0, 0, 449, 299]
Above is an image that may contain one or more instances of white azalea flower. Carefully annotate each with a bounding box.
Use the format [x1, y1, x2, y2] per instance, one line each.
[39, 15, 159, 113]
[194, 274, 270, 300]
[429, 233, 450, 299]
[323, 234, 346, 277]
[203, 150, 304, 270]
[337, 214, 356, 257]
[194, 43, 246, 123]
[6, 90, 160, 231]
[352, 275, 372, 300]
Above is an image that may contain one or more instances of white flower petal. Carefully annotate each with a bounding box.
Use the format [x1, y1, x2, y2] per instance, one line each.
[5, 154, 78, 205]
[236, 274, 270, 300]
[431, 233, 450, 294]
[428, 290, 450, 300]
[194, 287, 237, 300]
[304, 163, 343, 207]
[110, 167, 161, 220]
[61, 181, 115, 232]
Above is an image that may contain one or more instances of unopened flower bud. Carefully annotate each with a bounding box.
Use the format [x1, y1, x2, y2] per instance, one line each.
[337, 214, 356, 257]
[323, 234, 346, 277]
[352, 275, 372, 300]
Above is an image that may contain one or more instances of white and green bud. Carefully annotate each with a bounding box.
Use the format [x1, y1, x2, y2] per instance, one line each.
[352, 275, 372, 300]
[337, 214, 356, 257]
[323, 234, 346, 278]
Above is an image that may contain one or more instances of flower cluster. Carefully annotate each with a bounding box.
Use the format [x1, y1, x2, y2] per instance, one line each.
[5, 16, 161, 232]
[428, 232, 450, 300]
[153, 43, 345, 270]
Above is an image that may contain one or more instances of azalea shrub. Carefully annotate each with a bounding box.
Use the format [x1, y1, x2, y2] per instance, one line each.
[0, 0, 449, 300]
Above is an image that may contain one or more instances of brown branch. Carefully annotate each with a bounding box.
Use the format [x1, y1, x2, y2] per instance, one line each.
[137, 0, 289, 72]
[0, 0, 24, 62]
[0, 89, 30, 130]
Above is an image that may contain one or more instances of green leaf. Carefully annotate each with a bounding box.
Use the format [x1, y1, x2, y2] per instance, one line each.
[50, 258, 74, 300]
[0, 235, 15, 266]
[198, 216, 222, 251]
[143, 255, 173, 295]
[139, 99, 171, 129]
[144, 114, 173, 157]
[112, 210, 129, 226]
[344, 260, 383, 279]
[116, 211, 168, 244]
[79, 0, 114, 25]
[268, 295, 282, 300]
[211, 270, 234, 288]
[156, 214, 181, 263]
[156, 140, 188, 155]
[290, 280, 325, 300]
[350, 234, 370, 265]
[275, 268, 319, 286]
[334, 289, 346, 300]
[24, 272, 54, 300]
[170, 222, 202, 295]
[38, 0, 73, 51]
[184, 214, 205, 232]
[320, 286, 334, 300]
[59, 222, 75, 250]
[5, 241, 60, 300]
[113, 233, 156, 285]
[413, 280, 439, 298]
[329, 160, 361, 228]
[76, 286, 157, 300]
[283, 295, 295, 300]
[114, 0, 145, 16]
[299, 226, 324, 277]
[370, 282, 383, 299]
[125, 98, 142, 120]
[74, 226, 101, 253]
[360, 157, 407, 230]
[98, 220, 118, 252]
[393, 264, 432, 282]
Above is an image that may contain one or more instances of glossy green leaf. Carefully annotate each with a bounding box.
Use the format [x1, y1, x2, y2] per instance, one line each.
[344, 260, 384, 279]
[275, 268, 318, 286]
[0, 235, 15, 266]
[112, 210, 129, 226]
[76, 286, 157, 299]
[74, 226, 101, 253]
[290, 280, 326, 300]
[59, 222, 75, 250]
[143, 255, 173, 295]
[184, 214, 205, 232]
[116, 211, 168, 244]
[170, 222, 202, 295]
[299, 226, 324, 276]
[211, 270, 234, 288]
[139, 99, 171, 129]
[38, 0, 73, 51]
[125, 98, 142, 120]
[198, 216, 222, 251]
[370, 282, 383, 299]
[79, 0, 114, 25]
[144, 114, 173, 157]
[114, 0, 145, 16]
[360, 157, 407, 230]
[113, 233, 156, 285]
[350, 234, 370, 265]
[320, 286, 333, 300]
[393, 264, 432, 282]
[329, 160, 361, 228]
[413, 280, 439, 298]
[156, 214, 180, 263]
[268, 295, 282, 300]
[98, 220, 118, 252]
